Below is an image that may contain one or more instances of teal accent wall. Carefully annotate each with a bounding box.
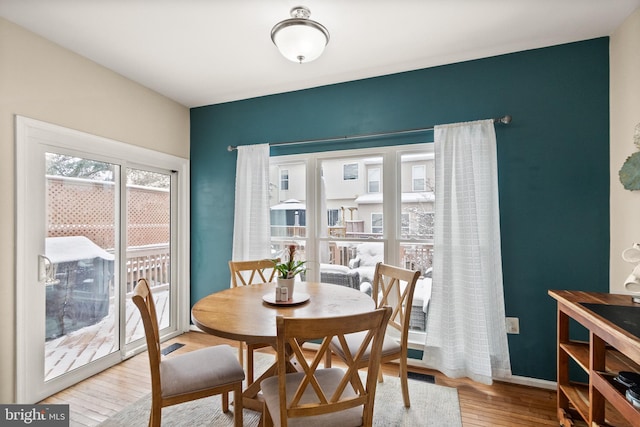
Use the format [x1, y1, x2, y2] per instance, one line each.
[190, 38, 610, 381]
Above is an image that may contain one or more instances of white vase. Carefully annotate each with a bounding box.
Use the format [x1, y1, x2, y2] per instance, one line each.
[277, 277, 295, 299]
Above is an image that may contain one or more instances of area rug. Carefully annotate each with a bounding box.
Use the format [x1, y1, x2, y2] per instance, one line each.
[100, 353, 461, 426]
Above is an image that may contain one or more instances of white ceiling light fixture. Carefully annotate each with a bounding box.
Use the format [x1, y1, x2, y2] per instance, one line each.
[271, 6, 330, 64]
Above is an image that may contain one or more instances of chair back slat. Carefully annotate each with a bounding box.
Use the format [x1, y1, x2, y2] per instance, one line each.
[228, 259, 280, 287]
[372, 262, 421, 336]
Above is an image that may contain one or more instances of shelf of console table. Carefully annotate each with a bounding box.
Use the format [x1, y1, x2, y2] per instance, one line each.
[548, 290, 640, 427]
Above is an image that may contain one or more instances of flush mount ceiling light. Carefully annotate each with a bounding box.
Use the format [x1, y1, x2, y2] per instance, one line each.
[271, 6, 330, 64]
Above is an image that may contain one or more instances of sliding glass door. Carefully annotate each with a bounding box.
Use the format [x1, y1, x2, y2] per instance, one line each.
[15, 117, 189, 403]
[125, 167, 174, 344]
[43, 153, 120, 383]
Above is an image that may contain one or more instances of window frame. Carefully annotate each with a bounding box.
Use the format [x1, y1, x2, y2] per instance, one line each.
[15, 116, 190, 401]
[270, 143, 433, 350]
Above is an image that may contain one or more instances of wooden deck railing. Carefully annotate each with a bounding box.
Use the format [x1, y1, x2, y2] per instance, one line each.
[125, 244, 170, 294]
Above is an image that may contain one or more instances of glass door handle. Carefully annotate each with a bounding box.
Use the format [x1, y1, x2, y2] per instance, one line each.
[38, 255, 59, 285]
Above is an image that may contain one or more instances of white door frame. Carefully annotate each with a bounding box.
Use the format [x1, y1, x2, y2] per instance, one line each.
[15, 116, 190, 403]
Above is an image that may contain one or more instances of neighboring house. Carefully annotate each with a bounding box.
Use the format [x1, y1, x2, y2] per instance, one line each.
[269, 154, 435, 278]
[269, 155, 435, 238]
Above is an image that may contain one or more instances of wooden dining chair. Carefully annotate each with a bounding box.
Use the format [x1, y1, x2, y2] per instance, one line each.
[132, 278, 245, 427]
[260, 306, 392, 427]
[229, 258, 279, 287]
[326, 262, 420, 408]
[228, 258, 279, 383]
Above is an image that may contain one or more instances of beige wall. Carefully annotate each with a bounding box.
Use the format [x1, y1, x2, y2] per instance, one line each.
[0, 17, 189, 403]
[610, 8, 640, 295]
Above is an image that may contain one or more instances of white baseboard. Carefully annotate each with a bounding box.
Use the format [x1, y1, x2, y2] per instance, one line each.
[500, 375, 556, 390]
[187, 326, 558, 390]
[404, 357, 556, 389]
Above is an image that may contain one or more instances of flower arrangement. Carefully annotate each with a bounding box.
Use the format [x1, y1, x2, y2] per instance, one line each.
[274, 245, 306, 279]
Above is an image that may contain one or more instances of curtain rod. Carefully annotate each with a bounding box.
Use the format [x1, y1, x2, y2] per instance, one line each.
[226, 115, 511, 152]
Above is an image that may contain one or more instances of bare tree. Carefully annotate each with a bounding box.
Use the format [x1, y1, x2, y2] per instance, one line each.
[46, 153, 169, 188]
[46, 154, 113, 181]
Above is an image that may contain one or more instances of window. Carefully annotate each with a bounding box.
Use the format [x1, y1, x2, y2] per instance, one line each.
[280, 169, 289, 190]
[368, 167, 380, 193]
[270, 144, 434, 338]
[343, 163, 358, 180]
[327, 209, 340, 226]
[412, 165, 426, 191]
[371, 213, 383, 234]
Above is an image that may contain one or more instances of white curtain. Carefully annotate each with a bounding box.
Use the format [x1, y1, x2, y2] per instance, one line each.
[232, 143, 271, 262]
[423, 119, 512, 385]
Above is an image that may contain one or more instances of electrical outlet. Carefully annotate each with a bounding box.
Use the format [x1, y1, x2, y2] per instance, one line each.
[506, 317, 520, 334]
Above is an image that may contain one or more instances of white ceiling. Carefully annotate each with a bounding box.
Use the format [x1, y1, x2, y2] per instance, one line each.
[1, 0, 639, 108]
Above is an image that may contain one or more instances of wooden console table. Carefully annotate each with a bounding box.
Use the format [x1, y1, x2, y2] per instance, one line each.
[549, 290, 640, 427]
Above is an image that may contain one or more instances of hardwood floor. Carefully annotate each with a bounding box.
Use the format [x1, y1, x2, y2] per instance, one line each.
[39, 331, 559, 426]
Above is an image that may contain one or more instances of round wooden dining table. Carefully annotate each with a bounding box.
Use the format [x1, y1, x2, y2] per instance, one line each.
[191, 281, 375, 411]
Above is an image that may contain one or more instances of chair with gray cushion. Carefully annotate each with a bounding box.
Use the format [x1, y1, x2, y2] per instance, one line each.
[327, 262, 420, 408]
[132, 278, 245, 427]
[260, 307, 392, 427]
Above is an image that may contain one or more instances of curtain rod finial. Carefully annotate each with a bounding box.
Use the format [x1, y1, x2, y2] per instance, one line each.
[227, 145, 237, 152]
[499, 115, 512, 125]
